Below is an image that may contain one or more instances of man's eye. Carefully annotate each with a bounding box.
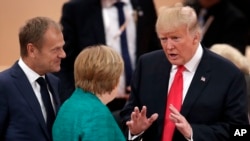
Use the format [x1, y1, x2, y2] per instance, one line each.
[160, 38, 167, 41]
[172, 37, 178, 40]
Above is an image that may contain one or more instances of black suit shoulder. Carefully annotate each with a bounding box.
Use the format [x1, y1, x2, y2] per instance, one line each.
[204, 49, 243, 77]
[0, 68, 13, 88]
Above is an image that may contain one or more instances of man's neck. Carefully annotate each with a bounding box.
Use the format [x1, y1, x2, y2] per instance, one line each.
[102, 0, 117, 7]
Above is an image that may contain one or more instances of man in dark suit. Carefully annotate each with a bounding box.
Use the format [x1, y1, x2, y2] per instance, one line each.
[186, 0, 248, 55]
[56, 0, 161, 104]
[120, 4, 249, 141]
[0, 17, 66, 141]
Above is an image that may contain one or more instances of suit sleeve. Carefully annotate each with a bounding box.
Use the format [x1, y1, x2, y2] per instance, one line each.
[120, 56, 144, 138]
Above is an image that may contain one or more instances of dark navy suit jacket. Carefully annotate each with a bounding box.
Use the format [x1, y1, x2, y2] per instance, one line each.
[121, 48, 249, 141]
[0, 62, 61, 141]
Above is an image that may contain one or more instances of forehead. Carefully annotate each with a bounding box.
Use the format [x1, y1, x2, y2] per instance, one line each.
[158, 25, 188, 37]
[41, 27, 64, 47]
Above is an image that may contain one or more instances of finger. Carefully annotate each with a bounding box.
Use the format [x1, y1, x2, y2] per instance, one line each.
[134, 106, 140, 114]
[170, 112, 186, 125]
[170, 112, 180, 120]
[175, 122, 185, 127]
[169, 104, 180, 114]
[126, 121, 133, 129]
[148, 113, 159, 124]
[131, 111, 138, 121]
[141, 106, 147, 117]
[169, 113, 180, 123]
[126, 120, 132, 126]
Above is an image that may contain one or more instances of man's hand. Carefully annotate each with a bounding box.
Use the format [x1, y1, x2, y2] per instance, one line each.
[126, 106, 158, 135]
[169, 104, 192, 139]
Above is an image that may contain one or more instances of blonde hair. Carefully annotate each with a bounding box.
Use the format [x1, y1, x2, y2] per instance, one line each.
[210, 44, 250, 74]
[156, 3, 201, 35]
[74, 45, 124, 95]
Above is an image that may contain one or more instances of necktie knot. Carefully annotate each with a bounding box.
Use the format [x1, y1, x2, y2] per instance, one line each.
[36, 77, 47, 87]
[177, 65, 185, 74]
[113, 1, 124, 8]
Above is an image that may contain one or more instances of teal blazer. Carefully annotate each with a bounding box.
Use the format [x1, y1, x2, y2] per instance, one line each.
[52, 88, 125, 141]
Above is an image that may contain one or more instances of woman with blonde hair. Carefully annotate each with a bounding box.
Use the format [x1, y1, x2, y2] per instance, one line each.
[52, 45, 126, 141]
[210, 43, 250, 74]
[210, 43, 250, 122]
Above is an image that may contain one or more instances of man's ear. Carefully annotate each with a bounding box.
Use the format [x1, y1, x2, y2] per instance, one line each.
[27, 43, 36, 58]
[193, 31, 201, 45]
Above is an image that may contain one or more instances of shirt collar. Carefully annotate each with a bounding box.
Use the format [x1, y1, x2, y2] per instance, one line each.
[172, 44, 203, 72]
[18, 58, 44, 83]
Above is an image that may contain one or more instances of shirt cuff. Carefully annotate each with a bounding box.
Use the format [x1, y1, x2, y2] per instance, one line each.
[185, 128, 193, 141]
[128, 130, 144, 140]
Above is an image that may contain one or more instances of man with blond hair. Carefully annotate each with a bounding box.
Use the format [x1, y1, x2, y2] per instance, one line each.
[120, 4, 249, 141]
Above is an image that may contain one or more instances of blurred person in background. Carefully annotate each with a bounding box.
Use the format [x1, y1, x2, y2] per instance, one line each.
[186, 0, 248, 54]
[229, 0, 250, 45]
[210, 43, 250, 122]
[56, 0, 161, 108]
[56, 0, 161, 130]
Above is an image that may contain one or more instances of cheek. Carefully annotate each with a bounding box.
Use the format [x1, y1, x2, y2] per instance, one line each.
[48, 55, 59, 63]
[160, 41, 165, 48]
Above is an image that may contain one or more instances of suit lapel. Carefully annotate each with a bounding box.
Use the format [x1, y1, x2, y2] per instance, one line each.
[181, 49, 211, 117]
[10, 62, 50, 140]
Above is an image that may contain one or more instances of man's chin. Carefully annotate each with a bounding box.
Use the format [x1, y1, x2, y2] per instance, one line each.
[52, 67, 61, 73]
[169, 60, 182, 65]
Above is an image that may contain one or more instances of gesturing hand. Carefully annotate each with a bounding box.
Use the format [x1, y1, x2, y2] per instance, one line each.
[126, 106, 158, 135]
[169, 104, 192, 139]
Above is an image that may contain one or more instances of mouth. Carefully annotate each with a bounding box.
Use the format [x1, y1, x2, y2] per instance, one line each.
[55, 61, 61, 65]
[168, 53, 178, 60]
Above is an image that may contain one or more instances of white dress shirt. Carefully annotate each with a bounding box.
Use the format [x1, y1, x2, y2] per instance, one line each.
[168, 44, 203, 102]
[18, 58, 55, 122]
[102, 0, 136, 96]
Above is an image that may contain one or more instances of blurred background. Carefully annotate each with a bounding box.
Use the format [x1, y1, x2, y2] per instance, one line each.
[1, 0, 249, 71]
[0, 0, 183, 71]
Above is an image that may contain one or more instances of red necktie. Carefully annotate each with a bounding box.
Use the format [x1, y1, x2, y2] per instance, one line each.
[162, 65, 185, 141]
